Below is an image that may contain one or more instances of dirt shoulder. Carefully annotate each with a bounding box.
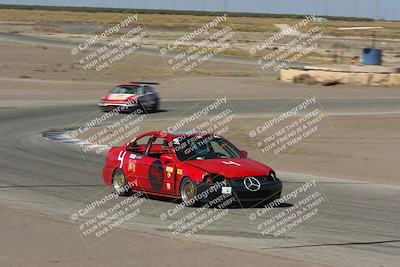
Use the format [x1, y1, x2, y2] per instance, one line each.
[1, 40, 399, 185]
[0, 206, 333, 267]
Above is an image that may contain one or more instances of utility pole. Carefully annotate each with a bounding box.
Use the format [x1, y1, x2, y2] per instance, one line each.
[170, 0, 175, 11]
[376, 0, 381, 20]
[354, 0, 358, 17]
[394, 9, 399, 21]
[314, 0, 318, 16]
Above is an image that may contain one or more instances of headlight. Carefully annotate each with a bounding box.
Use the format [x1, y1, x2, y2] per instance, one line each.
[202, 173, 226, 185]
[269, 170, 277, 180]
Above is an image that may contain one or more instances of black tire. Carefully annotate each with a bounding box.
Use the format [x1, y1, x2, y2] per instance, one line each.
[180, 177, 199, 207]
[151, 99, 159, 112]
[100, 107, 109, 113]
[112, 169, 131, 196]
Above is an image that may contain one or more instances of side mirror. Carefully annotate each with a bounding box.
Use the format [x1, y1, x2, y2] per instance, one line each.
[240, 150, 248, 158]
[161, 154, 174, 163]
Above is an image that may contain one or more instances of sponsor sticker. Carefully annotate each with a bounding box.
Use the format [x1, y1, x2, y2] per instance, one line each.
[166, 166, 174, 178]
[109, 94, 127, 100]
[222, 187, 232, 195]
[129, 154, 142, 160]
[128, 160, 136, 172]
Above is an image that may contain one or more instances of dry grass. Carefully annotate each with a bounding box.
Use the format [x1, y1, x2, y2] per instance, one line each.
[1, 9, 400, 39]
[160, 43, 333, 64]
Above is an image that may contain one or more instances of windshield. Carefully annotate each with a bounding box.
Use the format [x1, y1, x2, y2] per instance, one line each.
[111, 86, 141, 94]
[173, 135, 241, 161]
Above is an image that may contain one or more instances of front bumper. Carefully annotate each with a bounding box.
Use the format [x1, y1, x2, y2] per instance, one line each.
[196, 178, 282, 203]
[98, 102, 138, 112]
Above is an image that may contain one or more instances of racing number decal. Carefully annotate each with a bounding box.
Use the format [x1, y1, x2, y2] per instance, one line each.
[118, 151, 126, 168]
[148, 160, 164, 191]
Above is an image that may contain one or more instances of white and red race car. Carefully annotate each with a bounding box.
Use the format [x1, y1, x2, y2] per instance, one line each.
[98, 82, 160, 113]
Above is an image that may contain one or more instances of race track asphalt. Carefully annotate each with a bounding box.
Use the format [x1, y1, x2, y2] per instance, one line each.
[0, 98, 399, 267]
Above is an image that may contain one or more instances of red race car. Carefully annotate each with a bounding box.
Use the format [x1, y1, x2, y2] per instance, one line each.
[98, 82, 160, 113]
[103, 131, 282, 206]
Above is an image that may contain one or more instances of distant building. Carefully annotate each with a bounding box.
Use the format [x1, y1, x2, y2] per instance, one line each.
[313, 17, 328, 22]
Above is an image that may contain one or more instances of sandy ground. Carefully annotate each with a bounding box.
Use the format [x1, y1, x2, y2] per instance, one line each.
[1, 9, 400, 65]
[0, 206, 333, 267]
[0, 41, 400, 102]
[0, 41, 399, 186]
[1, 36, 400, 267]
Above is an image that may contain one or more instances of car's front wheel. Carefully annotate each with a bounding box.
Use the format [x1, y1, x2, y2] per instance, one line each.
[180, 177, 198, 207]
[112, 169, 131, 196]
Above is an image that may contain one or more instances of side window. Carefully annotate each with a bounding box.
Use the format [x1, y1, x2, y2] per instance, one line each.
[144, 85, 153, 94]
[137, 86, 144, 95]
[147, 137, 172, 158]
[128, 136, 152, 155]
[136, 136, 152, 146]
[152, 137, 168, 146]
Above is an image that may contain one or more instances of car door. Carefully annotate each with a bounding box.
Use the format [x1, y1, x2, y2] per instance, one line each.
[140, 85, 156, 110]
[137, 86, 148, 109]
[159, 138, 177, 194]
[124, 135, 151, 191]
[141, 137, 177, 195]
[161, 157, 177, 194]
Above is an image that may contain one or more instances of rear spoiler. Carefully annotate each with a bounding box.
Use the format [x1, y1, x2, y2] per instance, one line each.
[130, 81, 159, 85]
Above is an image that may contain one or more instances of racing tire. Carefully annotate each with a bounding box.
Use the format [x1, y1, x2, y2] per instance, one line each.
[99, 106, 109, 113]
[112, 169, 131, 196]
[151, 99, 159, 112]
[180, 177, 199, 207]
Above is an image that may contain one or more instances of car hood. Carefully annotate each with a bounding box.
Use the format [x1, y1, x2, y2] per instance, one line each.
[185, 158, 272, 179]
[106, 93, 138, 101]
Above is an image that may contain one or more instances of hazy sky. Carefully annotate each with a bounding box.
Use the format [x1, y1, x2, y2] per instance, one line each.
[1, 0, 399, 20]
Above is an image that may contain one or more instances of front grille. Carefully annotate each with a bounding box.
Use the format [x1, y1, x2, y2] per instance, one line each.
[228, 175, 275, 186]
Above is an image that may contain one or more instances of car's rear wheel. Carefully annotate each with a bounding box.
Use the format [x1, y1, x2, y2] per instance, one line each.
[180, 178, 198, 207]
[112, 169, 131, 196]
[151, 99, 159, 112]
